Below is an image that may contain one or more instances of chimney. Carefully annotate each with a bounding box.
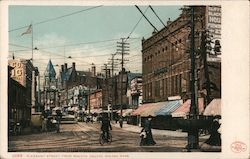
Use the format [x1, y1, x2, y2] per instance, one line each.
[152, 29, 157, 35]
[91, 65, 96, 77]
[167, 18, 172, 25]
[64, 63, 67, 71]
[61, 65, 64, 73]
[72, 62, 75, 70]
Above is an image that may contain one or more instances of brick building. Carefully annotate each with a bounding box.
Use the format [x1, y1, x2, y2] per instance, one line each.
[89, 89, 103, 113]
[57, 62, 103, 110]
[8, 59, 39, 118]
[8, 66, 27, 123]
[142, 6, 221, 105]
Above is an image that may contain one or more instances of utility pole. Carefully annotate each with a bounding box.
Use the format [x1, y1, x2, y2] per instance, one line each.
[116, 38, 129, 118]
[188, 6, 199, 150]
[108, 53, 119, 77]
[108, 53, 119, 120]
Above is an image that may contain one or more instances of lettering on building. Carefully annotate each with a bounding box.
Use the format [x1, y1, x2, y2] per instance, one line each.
[9, 61, 26, 86]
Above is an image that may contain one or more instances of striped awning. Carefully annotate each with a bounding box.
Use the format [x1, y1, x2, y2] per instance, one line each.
[131, 103, 154, 116]
[172, 98, 204, 117]
[140, 102, 167, 117]
[155, 100, 183, 116]
[203, 99, 221, 116]
[117, 109, 134, 117]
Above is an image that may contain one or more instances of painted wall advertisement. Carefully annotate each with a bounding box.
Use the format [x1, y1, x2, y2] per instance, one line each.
[8, 60, 26, 87]
[206, 6, 221, 59]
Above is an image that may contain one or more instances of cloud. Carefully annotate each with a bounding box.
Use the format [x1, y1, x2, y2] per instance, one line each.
[10, 32, 143, 87]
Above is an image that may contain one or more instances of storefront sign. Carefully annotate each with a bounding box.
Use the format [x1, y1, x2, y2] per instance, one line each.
[206, 6, 221, 58]
[9, 60, 26, 87]
[207, 6, 221, 39]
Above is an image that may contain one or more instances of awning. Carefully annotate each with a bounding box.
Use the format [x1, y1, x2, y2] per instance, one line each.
[117, 109, 134, 117]
[90, 109, 102, 114]
[155, 100, 183, 116]
[140, 102, 167, 117]
[131, 103, 154, 116]
[203, 99, 221, 116]
[171, 98, 204, 117]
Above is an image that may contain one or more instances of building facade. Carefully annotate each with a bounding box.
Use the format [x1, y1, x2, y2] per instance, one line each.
[57, 62, 103, 111]
[129, 76, 143, 109]
[42, 60, 58, 110]
[142, 6, 221, 105]
[8, 66, 27, 123]
[8, 59, 39, 118]
[89, 89, 103, 112]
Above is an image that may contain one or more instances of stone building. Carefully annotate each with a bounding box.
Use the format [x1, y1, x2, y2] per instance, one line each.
[42, 59, 58, 110]
[57, 62, 103, 109]
[142, 6, 221, 105]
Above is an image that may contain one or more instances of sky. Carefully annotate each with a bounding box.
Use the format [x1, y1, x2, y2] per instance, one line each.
[9, 5, 182, 77]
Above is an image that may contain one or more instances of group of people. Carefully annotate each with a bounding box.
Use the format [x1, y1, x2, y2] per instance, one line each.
[101, 115, 156, 146]
[42, 109, 62, 133]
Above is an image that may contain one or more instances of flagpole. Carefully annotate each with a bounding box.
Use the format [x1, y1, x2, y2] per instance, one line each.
[31, 23, 33, 63]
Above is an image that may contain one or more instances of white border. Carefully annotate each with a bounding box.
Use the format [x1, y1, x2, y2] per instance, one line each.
[1, 1, 249, 159]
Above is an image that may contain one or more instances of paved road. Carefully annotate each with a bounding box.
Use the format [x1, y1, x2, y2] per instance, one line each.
[8, 122, 204, 152]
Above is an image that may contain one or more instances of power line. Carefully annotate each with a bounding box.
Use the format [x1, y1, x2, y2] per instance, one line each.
[149, 5, 166, 27]
[9, 5, 103, 32]
[39, 38, 120, 49]
[135, 5, 159, 32]
[125, 6, 149, 41]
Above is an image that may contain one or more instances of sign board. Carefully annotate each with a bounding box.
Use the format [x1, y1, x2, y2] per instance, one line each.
[8, 60, 26, 87]
[206, 6, 221, 58]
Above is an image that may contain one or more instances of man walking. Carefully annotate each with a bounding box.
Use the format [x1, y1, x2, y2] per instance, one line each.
[101, 115, 112, 141]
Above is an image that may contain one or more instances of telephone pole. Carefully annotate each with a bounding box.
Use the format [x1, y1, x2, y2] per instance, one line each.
[116, 38, 129, 118]
[108, 53, 119, 120]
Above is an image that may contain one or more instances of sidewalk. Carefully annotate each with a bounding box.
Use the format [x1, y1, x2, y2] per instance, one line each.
[111, 122, 187, 137]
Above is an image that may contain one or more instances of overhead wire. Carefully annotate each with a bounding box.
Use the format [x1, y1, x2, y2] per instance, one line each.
[149, 5, 166, 27]
[9, 5, 103, 32]
[125, 6, 149, 42]
[135, 5, 159, 32]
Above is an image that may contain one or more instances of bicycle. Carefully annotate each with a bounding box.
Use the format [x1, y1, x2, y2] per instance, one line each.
[99, 131, 112, 145]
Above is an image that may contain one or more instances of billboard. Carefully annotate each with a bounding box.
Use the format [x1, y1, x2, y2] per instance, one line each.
[8, 60, 26, 87]
[206, 6, 221, 58]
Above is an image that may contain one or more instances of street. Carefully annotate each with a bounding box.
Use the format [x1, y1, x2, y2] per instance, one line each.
[8, 122, 206, 152]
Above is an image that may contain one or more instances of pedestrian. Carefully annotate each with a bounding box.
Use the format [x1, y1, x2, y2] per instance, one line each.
[42, 110, 48, 132]
[119, 117, 123, 128]
[101, 115, 112, 141]
[56, 109, 62, 133]
[141, 116, 156, 146]
[200, 118, 221, 152]
[139, 128, 147, 146]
